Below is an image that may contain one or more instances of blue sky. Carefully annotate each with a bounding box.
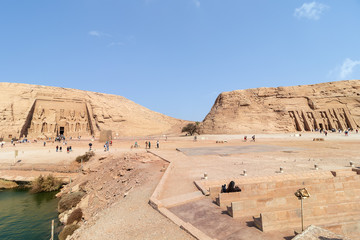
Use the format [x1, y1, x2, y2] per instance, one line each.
[1, 1, 360, 121]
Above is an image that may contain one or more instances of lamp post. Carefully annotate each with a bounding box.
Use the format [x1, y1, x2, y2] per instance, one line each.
[295, 188, 310, 232]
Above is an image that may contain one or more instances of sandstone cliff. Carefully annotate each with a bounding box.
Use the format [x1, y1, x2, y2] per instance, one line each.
[0, 83, 187, 140]
[200, 80, 360, 134]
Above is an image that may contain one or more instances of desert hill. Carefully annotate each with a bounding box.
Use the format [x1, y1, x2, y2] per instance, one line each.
[200, 80, 360, 134]
[0, 82, 187, 140]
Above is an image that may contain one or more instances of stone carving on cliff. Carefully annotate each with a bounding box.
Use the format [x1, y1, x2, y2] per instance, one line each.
[200, 80, 360, 134]
[288, 108, 357, 131]
[26, 100, 93, 138]
[0, 82, 186, 140]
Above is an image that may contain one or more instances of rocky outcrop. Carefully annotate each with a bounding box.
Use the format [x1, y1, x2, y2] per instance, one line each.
[0, 83, 187, 140]
[200, 80, 360, 133]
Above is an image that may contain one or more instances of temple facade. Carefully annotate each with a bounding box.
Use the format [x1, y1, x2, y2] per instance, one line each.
[288, 107, 357, 132]
[23, 99, 94, 139]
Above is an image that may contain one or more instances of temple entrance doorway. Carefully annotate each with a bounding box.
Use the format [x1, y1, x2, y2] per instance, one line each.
[60, 127, 64, 135]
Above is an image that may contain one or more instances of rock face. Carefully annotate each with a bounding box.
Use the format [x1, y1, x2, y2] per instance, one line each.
[0, 83, 187, 140]
[201, 80, 360, 134]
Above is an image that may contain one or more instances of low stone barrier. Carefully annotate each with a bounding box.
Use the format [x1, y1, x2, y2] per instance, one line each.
[216, 192, 242, 208]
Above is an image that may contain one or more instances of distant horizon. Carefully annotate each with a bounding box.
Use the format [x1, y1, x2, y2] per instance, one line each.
[1, 1, 359, 121]
[2, 78, 358, 122]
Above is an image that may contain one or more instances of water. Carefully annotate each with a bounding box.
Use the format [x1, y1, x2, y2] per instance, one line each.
[0, 189, 61, 240]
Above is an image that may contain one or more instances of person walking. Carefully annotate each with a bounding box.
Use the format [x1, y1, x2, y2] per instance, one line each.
[148, 141, 151, 149]
[56, 145, 59, 152]
[156, 140, 159, 148]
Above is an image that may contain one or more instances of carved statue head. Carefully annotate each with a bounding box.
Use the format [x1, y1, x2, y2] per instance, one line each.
[70, 110, 75, 117]
[80, 110, 86, 118]
[37, 106, 44, 119]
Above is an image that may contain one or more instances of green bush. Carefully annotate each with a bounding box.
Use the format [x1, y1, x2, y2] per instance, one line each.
[30, 175, 62, 193]
[67, 208, 83, 225]
[58, 191, 86, 213]
[75, 151, 95, 163]
[181, 122, 200, 136]
[58, 224, 79, 240]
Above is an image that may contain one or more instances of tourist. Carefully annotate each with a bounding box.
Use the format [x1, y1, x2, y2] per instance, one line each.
[325, 131, 328, 136]
[135, 141, 138, 148]
[56, 145, 59, 152]
[244, 136, 247, 142]
[221, 184, 227, 193]
[252, 135, 256, 142]
[69, 146, 72, 152]
[1, 143, 3, 148]
[67, 147, 69, 153]
[194, 136, 197, 142]
[148, 141, 151, 149]
[226, 181, 242, 193]
[43, 141, 46, 147]
[89, 143, 92, 150]
[157, 140, 159, 148]
[106, 142, 109, 151]
[59, 146, 62, 152]
[110, 140, 112, 146]
[145, 141, 148, 149]
[104, 144, 107, 151]
[356, 129, 359, 134]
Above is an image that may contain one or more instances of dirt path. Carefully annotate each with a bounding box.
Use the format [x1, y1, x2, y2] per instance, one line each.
[70, 159, 194, 240]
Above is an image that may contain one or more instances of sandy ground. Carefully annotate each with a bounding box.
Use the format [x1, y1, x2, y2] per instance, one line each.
[1, 131, 360, 239]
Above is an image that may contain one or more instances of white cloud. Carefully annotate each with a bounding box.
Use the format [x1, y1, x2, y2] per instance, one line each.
[339, 58, 360, 79]
[108, 42, 124, 47]
[328, 58, 360, 80]
[88, 30, 111, 37]
[193, 0, 200, 8]
[294, 2, 329, 20]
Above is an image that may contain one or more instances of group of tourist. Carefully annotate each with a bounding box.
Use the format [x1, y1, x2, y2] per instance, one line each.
[320, 128, 359, 136]
[221, 181, 242, 193]
[56, 145, 73, 153]
[144, 140, 160, 149]
[243, 135, 256, 142]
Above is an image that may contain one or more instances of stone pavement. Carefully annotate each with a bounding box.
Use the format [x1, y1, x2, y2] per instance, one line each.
[178, 145, 302, 156]
[169, 198, 295, 240]
[148, 137, 360, 240]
